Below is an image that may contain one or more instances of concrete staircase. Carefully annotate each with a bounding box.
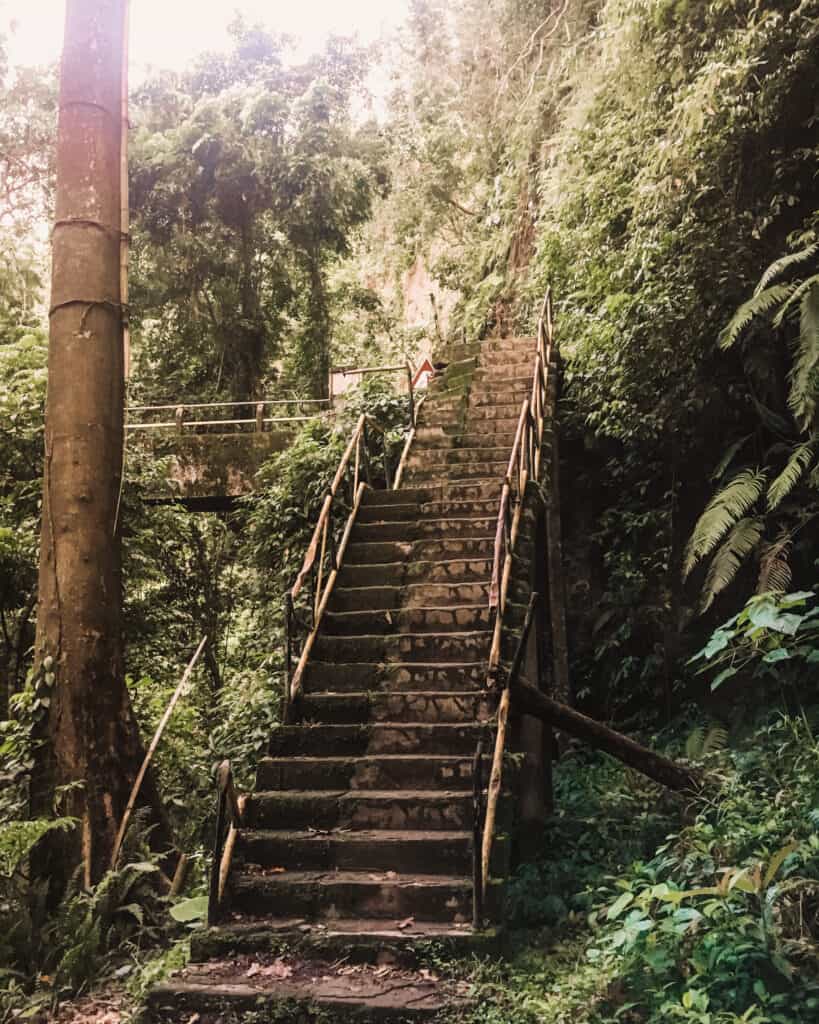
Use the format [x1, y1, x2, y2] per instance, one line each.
[148, 335, 539, 1022]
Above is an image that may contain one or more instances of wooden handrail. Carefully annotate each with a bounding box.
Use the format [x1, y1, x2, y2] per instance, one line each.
[478, 288, 557, 926]
[481, 594, 538, 906]
[208, 759, 244, 925]
[285, 398, 414, 711]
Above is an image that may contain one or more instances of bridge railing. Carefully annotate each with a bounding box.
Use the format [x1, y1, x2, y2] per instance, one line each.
[125, 397, 331, 434]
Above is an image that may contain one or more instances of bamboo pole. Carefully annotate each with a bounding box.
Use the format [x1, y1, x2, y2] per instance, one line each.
[481, 686, 510, 902]
[110, 636, 207, 867]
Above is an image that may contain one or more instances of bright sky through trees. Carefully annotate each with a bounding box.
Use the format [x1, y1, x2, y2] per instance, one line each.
[1, 0, 408, 73]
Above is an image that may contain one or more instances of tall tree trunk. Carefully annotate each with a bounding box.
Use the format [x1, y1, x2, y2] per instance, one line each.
[33, 0, 169, 885]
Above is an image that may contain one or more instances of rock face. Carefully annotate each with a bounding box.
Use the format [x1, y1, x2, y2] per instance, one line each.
[148, 336, 540, 1022]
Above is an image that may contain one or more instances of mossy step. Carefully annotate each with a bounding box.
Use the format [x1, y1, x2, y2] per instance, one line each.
[302, 661, 486, 694]
[335, 556, 493, 589]
[406, 446, 510, 466]
[236, 827, 480, 874]
[299, 690, 491, 724]
[404, 459, 508, 482]
[190, 917, 500, 966]
[148, 956, 465, 1022]
[329, 580, 489, 612]
[311, 629, 491, 666]
[267, 722, 486, 757]
[321, 605, 491, 637]
[230, 869, 476, 922]
[344, 536, 494, 566]
[255, 754, 485, 792]
[243, 791, 480, 833]
[350, 516, 496, 544]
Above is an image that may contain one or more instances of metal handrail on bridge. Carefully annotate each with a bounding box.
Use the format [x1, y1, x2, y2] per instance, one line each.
[125, 397, 331, 434]
[478, 290, 557, 921]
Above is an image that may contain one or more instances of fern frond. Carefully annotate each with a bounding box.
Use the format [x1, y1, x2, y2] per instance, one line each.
[767, 443, 814, 510]
[685, 726, 704, 760]
[755, 242, 819, 295]
[772, 273, 819, 328]
[788, 283, 819, 431]
[701, 725, 728, 756]
[711, 434, 751, 482]
[718, 284, 797, 350]
[757, 532, 793, 595]
[700, 516, 764, 611]
[684, 470, 766, 578]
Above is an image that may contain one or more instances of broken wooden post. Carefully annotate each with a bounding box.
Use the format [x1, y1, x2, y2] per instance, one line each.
[511, 679, 698, 792]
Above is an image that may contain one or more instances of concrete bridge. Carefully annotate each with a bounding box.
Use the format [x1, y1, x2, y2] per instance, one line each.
[126, 398, 330, 509]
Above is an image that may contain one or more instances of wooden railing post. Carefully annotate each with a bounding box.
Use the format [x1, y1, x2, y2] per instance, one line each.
[406, 360, 416, 428]
[255, 402, 264, 432]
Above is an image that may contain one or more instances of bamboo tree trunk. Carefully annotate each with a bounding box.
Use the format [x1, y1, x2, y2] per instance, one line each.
[33, 0, 169, 884]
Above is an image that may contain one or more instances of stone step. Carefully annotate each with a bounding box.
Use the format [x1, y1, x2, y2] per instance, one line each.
[300, 690, 490, 724]
[330, 580, 489, 612]
[268, 723, 486, 757]
[321, 605, 491, 637]
[243, 790, 479, 832]
[358, 497, 501, 526]
[412, 429, 517, 451]
[302, 661, 486, 694]
[190, 916, 498, 966]
[403, 480, 502, 503]
[362, 488, 430, 507]
[404, 460, 507, 482]
[236, 828, 478, 874]
[335, 556, 493, 589]
[350, 516, 496, 544]
[463, 401, 529, 419]
[344, 537, 494, 566]
[473, 368, 536, 386]
[407, 446, 510, 467]
[480, 346, 538, 366]
[148, 958, 466, 1021]
[230, 869, 475, 923]
[311, 629, 491, 665]
[256, 754, 485, 792]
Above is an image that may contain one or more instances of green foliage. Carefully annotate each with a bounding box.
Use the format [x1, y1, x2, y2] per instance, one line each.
[0, 817, 76, 878]
[690, 590, 819, 693]
[130, 20, 380, 400]
[451, 709, 819, 1023]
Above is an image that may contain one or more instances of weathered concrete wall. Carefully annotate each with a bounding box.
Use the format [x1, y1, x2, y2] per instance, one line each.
[137, 430, 292, 502]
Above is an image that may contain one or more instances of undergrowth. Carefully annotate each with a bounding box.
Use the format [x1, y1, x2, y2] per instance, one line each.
[444, 706, 819, 1024]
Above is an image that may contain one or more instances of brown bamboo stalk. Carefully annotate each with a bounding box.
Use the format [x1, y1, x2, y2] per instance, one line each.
[511, 680, 698, 791]
[110, 636, 207, 867]
[481, 686, 510, 901]
[289, 483, 366, 703]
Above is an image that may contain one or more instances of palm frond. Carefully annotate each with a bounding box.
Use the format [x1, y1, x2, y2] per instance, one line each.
[788, 283, 819, 430]
[684, 470, 766, 578]
[755, 242, 819, 295]
[718, 283, 797, 351]
[772, 273, 819, 328]
[700, 516, 764, 611]
[767, 443, 814, 509]
[757, 532, 793, 595]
